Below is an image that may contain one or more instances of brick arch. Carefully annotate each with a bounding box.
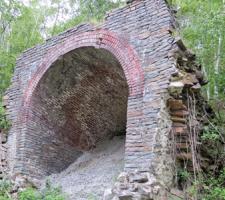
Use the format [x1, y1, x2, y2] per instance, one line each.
[22, 29, 144, 111]
[12, 29, 145, 179]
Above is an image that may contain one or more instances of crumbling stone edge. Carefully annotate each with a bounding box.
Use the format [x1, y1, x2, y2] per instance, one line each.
[103, 35, 207, 200]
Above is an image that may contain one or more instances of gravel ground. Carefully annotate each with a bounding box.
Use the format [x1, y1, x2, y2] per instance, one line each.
[44, 136, 125, 200]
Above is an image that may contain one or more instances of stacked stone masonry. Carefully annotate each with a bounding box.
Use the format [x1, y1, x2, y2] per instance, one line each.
[3, 0, 207, 199]
[0, 131, 7, 179]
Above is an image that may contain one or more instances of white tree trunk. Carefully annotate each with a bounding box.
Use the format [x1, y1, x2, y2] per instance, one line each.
[214, 33, 222, 97]
[202, 62, 210, 100]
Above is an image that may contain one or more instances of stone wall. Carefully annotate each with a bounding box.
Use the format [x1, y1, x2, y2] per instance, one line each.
[0, 130, 7, 179]
[2, 0, 207, 198]
[103, 39, 209, 200]
[168, 38, 209, 175]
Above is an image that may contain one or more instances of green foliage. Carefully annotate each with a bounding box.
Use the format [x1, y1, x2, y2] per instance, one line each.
[0, 0, 46, 131]
[201, 125, 220, 142]
[0, 102, 10, 130]
[0, 1, 44, 96]
[19, 186, 66, 200]
[202, 168, 225, 200]
[78, 0, 122, 21]
[50, 0, 124, 35]
[187, 180, 202, 199]
[18, 180, 66, 200]
[203, 187, 225, 200]
[177, 122, 225, 199]
[170, 0, 225, 102]
[201, 120, 225, 164]
[0, 178, 66, 200]
[168, 1, 225, 198]
[19, 188, 40, 200]
[0, 179, 12, 200]
[176, 168, 225, 199]
[177, 168, 191, 183]
[41, 183, 66, 200]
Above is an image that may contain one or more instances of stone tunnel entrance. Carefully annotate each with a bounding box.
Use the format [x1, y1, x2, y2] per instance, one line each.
[6, 29, 145, 199]
[22, 47, 129, 198]
[27, 47, 129, 181]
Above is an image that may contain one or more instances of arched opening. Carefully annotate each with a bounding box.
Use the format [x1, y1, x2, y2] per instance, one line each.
[11, 30, 144, 198]
[24, 47, 128, 197]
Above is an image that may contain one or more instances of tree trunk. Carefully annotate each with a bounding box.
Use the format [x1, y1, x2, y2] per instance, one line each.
[214, 33, 222, 97]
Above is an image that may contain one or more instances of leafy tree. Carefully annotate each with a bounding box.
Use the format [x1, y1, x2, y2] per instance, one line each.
[170, 0, 225, 103]
[0, 0, 45, 97]
[49, 0, 124, 35]
[169, 1, 225, 199]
